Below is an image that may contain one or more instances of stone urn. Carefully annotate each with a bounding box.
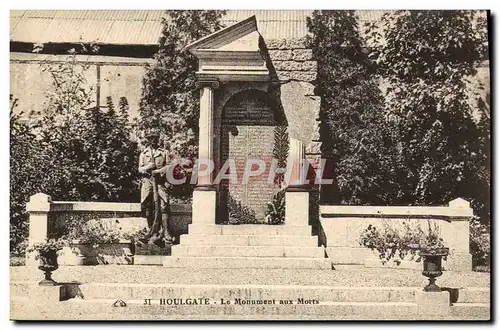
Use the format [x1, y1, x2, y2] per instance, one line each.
[420, 248, 449, 292]
[37, 250, 59, 286]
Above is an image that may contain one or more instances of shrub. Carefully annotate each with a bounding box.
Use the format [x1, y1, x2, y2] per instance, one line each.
[139, 10, 226, 201]
[226, 194, 260, 224]
[265, 190, 286, 225]
[26, 237, 70, 259]
[470, 216, 490, 267]
[71, 219, 123, 248]
[10, 47, 140, 256]
[10, 257, 25, 266]
[359, 220, 446, 265]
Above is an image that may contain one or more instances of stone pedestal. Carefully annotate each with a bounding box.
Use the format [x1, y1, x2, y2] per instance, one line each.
[134, 242, 171, 265]
[25, 193, 52, 266]
[192, 190, 217, 225]
[26, 193, 51, 245]
[285, 191, 309, 227]
[415, 290, 451, 316]
[441, 198, 473, 271]
[285, 138, 309, 227]
[33, 285, 67, 302]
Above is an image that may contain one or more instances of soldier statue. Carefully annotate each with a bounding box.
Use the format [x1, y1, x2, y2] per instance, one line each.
[138, 129, 174, 246]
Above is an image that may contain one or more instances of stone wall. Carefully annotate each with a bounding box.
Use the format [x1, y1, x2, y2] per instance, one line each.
[26, 193, 192, 245]
[319, 198, 473, 271]
[10, 52, 150, 118]
[266, 37, 321, 172]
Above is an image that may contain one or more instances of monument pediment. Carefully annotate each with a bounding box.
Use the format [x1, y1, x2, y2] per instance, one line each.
[185, 16, 270, 82]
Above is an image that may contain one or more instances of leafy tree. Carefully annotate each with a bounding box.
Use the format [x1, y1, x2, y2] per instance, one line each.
[367, 11, 489, 215]
[139, 10, 226, 201]
[139, 10, 226, 159]
[10, 95, 47, 254]
[78, 96, 139, 201]
[30, 50, 140, 202]
[10, 47, 140, 254]
[119, 96, 130, 117]
[307, 10, 396, 205]
[367, 11, 490, 266]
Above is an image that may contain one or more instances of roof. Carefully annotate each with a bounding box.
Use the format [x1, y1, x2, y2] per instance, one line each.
[10, 10, 386, 46]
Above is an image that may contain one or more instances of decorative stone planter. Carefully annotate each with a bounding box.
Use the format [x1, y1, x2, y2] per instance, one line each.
[37, 250, 59, 286]
[70, 240, 134, 265]
[420, 248, 449, 292]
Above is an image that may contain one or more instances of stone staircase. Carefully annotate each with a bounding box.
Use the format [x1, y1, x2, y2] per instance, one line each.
[164, 224, 331, 269]
[14, 220, 489, 320]
[10, 266, 490, 320]
[10, 287, 490, 320]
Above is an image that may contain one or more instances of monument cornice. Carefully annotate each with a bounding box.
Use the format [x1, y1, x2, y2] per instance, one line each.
[185, 16, 258, 53]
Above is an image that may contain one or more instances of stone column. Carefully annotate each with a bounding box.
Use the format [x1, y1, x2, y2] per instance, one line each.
[287, 138, 305, 186]
[192, 78, 219, 226]
[27, 193, 52, 244]
[442, 198, 474, 271]
[26, 193, 52, 266]
[285, 138, 309, 227]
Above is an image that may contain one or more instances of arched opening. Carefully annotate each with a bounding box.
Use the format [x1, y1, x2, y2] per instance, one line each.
[218, 89, 281, 223]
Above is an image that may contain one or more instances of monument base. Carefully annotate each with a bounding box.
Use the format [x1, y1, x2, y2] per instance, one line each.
[133, 242, 171, 265]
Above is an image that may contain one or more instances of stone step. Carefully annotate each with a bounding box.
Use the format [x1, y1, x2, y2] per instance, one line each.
[162, 256, 332, 269]
[10, 297, 490, 320]
[133, 255, 165, 265]
[451, 287, 490, 304]
[10, 266, 491, 288]
[77, 284, 417, 302]
[10, 281, 490, 304]
[171, 245, 325, 258]
[450, 303, 491, 319]
[180, 234, 318, 246]
[187, 224, 312, 236]
[8, 282, 415, 302]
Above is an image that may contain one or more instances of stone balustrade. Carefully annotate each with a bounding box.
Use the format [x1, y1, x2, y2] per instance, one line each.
[319, 198, 473, 271]
[26, 193, 192, 245]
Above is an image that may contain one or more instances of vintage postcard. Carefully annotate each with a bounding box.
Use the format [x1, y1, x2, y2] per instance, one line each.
[10, 9, 490, 321]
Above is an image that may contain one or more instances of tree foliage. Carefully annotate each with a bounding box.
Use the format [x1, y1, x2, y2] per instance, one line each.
[307, 10, 396, 205]
[308, 10, 490, 265]
[30, 52, 140, 202]
[139, 10, 226, 159]
[366, 11, 489, 220]
[10, 96, 45, 254]
[10, 48, 139, 254]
